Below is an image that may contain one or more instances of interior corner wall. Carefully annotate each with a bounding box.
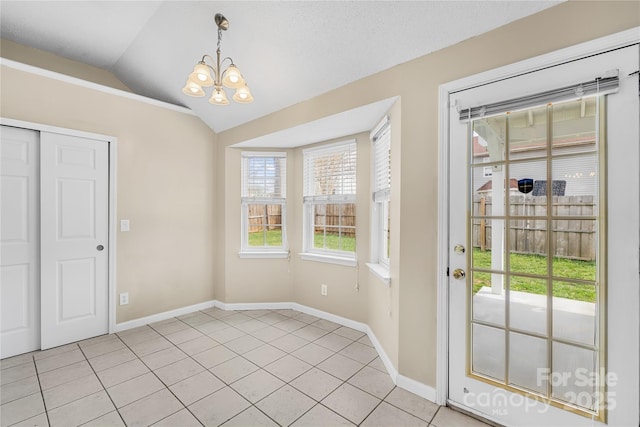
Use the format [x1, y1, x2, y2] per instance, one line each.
[216, 1, 639, 389]
[290, 133, 370, 324]
[222, 147, 294, 304]
[0, 65, 218, 324]
[367, 99, 401, 369]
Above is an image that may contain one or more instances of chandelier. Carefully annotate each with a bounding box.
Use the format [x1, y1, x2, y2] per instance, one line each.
[182, 13, 253, 105]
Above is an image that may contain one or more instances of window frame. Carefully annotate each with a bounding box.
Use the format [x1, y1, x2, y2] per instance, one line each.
[301, 140, 357, 266]
[367, 117, 391, 282]
[239, 151, 288, 258]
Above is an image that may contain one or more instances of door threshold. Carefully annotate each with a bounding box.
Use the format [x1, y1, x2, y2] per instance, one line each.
[446, 400, 505, 427]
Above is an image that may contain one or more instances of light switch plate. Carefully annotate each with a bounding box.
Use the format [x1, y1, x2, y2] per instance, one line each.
[120, 219, 130, 232]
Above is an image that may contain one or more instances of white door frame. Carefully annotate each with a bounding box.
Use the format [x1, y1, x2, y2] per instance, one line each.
[0, 117, 118, 336]
[436, 26, 640, 413]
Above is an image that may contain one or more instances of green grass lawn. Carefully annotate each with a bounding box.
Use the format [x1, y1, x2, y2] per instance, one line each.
[314, 232, 356, 252]
[248, 230, 283, 247]
[472, 248, 596, 302]
[248, 230, 356, 252]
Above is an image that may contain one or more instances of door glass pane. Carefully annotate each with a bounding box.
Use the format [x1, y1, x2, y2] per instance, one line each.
[472, 115, 506, 165]
[472, 324, 505, 381]
[552, 98, 597, 156]
[552, 281, 596, 346]
[472, 165, 505, 213]
[509, 332, 548, 393]
[471, 219, 504, 270]
[508, 105, 548, 159]
[552, 219, 596, 281]
[552, 342, 597, 411]
[509, 219, 547, 276]
[509, 159, 547, 205]
[551, 154, 598, 214]
[473, 272, 505, 326]
[509, 277, 547, 335]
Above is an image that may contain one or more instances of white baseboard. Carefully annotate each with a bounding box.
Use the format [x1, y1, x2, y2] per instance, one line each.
[214, 301, 294, 311]
[291, 303, 368, 332]
[113, 298, 437, 404]
[397, 373, 437, 402]
[365, 325, 398, 380]
[114, 300, 216, 332]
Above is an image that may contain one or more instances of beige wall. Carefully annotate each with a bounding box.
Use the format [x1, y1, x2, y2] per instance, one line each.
[220, 132, 372, 324]
[216, 1, 640, 387]
[1, 39, 132, 92]
[223, 147, 294, 303]
[0, 63, 218, 323]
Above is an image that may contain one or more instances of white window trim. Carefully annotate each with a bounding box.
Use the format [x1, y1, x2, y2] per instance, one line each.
[366, 262, 391, 284]
[300, 252, 357, 267]
[370, 117, 391, 272]
[239, 250, 289, 259]
[301, 139, 357, 265]
[240, 152, 287, 255]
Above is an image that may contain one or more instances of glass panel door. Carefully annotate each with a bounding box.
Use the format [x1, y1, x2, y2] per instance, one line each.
[447, 43, 639, 427]
[469, 97, 603, 415]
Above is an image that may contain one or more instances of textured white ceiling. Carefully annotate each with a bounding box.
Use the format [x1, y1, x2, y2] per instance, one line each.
[0, 1, 561, 134]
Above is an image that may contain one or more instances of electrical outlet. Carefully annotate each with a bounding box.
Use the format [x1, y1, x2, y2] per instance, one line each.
[119, 293, 129, 305]
[321, 284, 328, 296]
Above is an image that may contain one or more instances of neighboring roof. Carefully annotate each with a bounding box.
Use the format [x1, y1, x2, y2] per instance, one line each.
[477, 178, 519, 193]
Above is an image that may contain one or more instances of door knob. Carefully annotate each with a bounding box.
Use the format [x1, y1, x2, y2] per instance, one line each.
[97, 245, 104, 251]
[452, 268, 466, 280]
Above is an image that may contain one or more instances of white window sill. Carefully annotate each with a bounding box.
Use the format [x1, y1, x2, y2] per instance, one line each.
[300, 252, 357, 267]
[366, 262, 391, 285]
[238, 251, 289, 259]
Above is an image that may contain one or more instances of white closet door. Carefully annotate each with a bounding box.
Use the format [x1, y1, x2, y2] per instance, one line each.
[1, 126, 40, 358]
[40, 132, 109, 349]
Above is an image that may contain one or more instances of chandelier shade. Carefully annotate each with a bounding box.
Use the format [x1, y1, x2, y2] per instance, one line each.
[188, 62, 214, 87]
[221, 64, 245, 88]
[233, 85, 254, 103]
[182, 13, 253, 106]
[182, 80, 205, 97]
[209, 88, 230, 105]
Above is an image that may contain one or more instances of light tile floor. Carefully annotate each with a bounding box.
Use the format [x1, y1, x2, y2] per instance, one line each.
[1, 308, 489, 427]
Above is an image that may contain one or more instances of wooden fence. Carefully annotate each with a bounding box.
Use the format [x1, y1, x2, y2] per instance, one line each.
[472, 195, 596, 261]
[248, 203, 356, 237]
[248, 204, 282, 233]
[313, 203, 356, 237]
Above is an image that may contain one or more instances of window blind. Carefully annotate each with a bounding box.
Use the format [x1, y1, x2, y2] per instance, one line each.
[372, 123, 391, 203]
[459, 75, 619, 122]
[303, 141, 356, 203]
[241, 152, 286, 202]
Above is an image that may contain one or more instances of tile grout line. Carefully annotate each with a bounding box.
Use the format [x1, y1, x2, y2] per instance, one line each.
[30, 353, 51, 427]
[76, 335, 128, 427]
[116, 319, 206, 427]
[5, 308, 439, 427]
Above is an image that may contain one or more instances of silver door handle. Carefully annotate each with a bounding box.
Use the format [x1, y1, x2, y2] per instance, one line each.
[97, 245, 104, 251]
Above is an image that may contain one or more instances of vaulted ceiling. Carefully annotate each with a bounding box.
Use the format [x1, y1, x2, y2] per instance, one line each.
[0, 1, 561, 134]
